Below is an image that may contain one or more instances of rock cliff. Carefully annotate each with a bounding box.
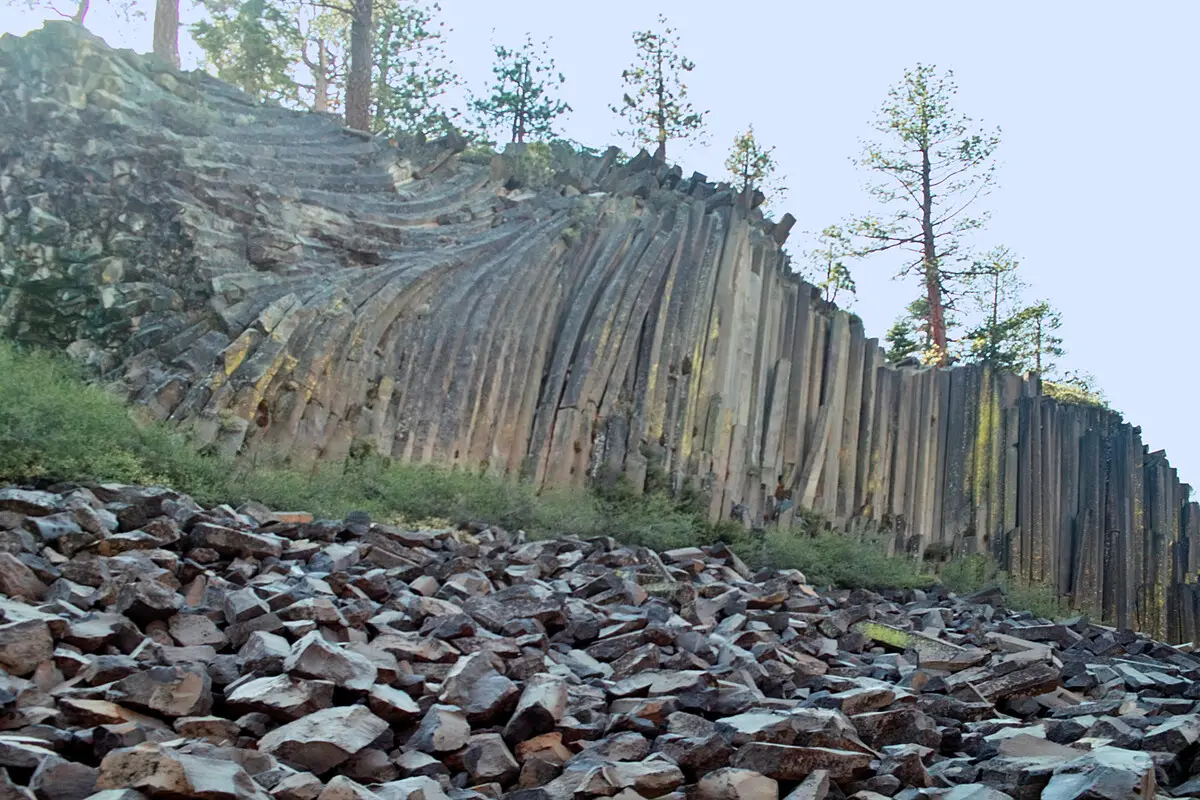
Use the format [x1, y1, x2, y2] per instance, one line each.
[1, 23, 1198, 643]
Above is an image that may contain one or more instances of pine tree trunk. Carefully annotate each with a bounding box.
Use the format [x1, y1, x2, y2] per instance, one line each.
[345, 0, 373, 132]
[152, 0, 180, 69]
[654, 47, 666, 159]
[988, 274, 999, 364]
[72, 0, 90, 23]
[1035, 317, 1043, 374]
[313, 41, 329, 113]
[920, 141, 948, 364]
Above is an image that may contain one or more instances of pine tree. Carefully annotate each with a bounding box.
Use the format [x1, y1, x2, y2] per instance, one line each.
[804, 225, 857, 305]
[961, 246, 1024, 370]
[885, 297, 936, 364]
[611, 15, 707, 159]
[192, 0, 301, 103]
[852, 64, 1001, 365]
[724, 125, 783, 206]
[1016, 301, 1064, 375]
[193, 0, 456, 133]
[296, 9, 345, 113]
[472, 35, 570, 145]
[885, 314, 922, 364]
[371, 0, 458, 137]
[957, 247, 1068, 376]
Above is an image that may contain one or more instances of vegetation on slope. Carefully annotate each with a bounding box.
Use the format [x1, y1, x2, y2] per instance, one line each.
[0, 341, 941, 591]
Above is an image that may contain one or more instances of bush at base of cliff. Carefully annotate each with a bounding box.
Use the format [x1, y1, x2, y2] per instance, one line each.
[740, 526, 934, 591]
[939, 553, 1074, 621]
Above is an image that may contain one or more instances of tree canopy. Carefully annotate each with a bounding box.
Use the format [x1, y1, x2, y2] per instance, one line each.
[852, 64, 1001, 365]
[611, 14, 707, 159]
[724, 125, 783, 207]
[472, 34, 570, 145]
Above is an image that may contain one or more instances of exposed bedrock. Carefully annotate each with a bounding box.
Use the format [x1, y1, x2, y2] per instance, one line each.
[1, 23, 1198, 642]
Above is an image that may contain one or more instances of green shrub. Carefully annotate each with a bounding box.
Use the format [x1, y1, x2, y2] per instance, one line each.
[939, 553, 1070, 620]
[1043, 380, 1107, 409]
[738, 526, 933, 590]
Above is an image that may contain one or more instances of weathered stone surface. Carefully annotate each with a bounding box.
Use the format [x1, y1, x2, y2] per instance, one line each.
[283, 632, 377, 692]
[174, 716, 241, 744]
[29, 754, 98, 800]
[315, 776, 381, 800]
[851, 707, 941, 750]
[409, 705, 470, 755]
[257, 707, 389, 774]
[192, 524, 283, 560]
[1141, 714, 1200, 754]
[225, 675, 335, 721]
[462, 734, 519, 785]
[438, 652, 519, 724]
[0, 620, 53, 677]
[1041, 747, 1155, 800]
[97, 744, 270, 800]
[106, 666, 213, 718]
[168, 614, 228, 648]
[365, 685, 420, 724]
[0, 553, 47, 600]
[503, 675, 568, 744]
[731, 744, 871, 781]
[696, 768, 778, 800]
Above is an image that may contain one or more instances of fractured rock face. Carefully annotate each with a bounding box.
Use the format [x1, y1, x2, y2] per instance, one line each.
[283, 631, 377, 692]
[97, 743, 270, 800]
[409, 705, 470, 755]
[0, 619, 54, 677]
[106, 666, 213, 718]
[258, 706, 389, 774]
[225, 675, 335, 721]
[696, 767, 778, 800]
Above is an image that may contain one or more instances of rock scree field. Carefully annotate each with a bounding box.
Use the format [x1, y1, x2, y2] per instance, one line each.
[2, 481, 1200, 800]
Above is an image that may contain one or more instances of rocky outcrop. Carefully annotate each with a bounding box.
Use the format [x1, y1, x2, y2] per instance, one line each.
[1, 23, 1198, 643]
[2, 480, 1200, 799]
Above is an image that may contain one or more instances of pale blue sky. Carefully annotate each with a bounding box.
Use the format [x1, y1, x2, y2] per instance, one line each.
[5, 1, 1199, 482]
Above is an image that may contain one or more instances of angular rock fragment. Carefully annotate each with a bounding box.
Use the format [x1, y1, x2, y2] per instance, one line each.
[283, 632, 377, 692]
[225, 675, 335, 721]
[696, 767, 778, 800]
[731, 743, 871, 781]
[463, 734, 519, 785]
[438, 652, 520, 724]
[503, 674, 568, 744]
[97, 743, 270, 800]
[0, 553, 47, 600]
[106, 666, 213, 718]
[0, 620, 54, 677]
[409, 704, 470, 755]
[258, 706, 388, 774]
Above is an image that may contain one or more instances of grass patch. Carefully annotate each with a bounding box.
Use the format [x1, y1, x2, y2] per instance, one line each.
[939, 553, 1071, 620]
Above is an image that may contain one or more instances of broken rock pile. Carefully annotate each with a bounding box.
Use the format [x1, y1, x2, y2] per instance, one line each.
[2, 482, 1199, 800]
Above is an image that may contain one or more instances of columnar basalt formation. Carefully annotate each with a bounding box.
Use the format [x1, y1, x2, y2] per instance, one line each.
[1, 23, 1197, 642]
